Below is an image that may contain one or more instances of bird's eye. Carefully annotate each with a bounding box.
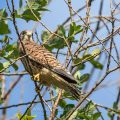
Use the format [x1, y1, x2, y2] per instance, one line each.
[21, 31, 26, 35]
[20, 31, 26, 36]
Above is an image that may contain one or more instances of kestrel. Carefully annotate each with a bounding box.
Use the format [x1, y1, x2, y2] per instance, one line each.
[18, 30, 81, 99]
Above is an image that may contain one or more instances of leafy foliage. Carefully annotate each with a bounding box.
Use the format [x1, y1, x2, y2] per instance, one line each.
[68, 22, 83, 41]
[42, 23, 83, 51]
[41, 26, 67, 50]
[60, 103, 75, 118]
[0, 9, 10, 34]
[15, 0, 48, 22]
[0, 0, 118, 120]
[76, 101, 101, 120]
[17, 113, 36, 120]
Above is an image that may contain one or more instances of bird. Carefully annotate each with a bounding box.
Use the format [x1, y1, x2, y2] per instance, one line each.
[18, 30, 81, 100]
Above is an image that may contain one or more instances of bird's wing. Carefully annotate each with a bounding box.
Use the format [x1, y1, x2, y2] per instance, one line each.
[23, 41, 78, 84]
[52, 68, 77, 83]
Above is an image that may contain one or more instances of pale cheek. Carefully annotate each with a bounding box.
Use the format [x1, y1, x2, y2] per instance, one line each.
[24, 35, 28, 40]
[22, 35, 28, 41]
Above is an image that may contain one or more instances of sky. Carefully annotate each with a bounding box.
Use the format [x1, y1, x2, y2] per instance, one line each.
[0, 0, 120, 120]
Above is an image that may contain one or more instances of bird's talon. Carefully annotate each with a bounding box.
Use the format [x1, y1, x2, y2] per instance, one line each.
[32, 74, 40, 81]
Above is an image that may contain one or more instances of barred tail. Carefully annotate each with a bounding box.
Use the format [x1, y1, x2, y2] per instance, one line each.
[69, 85, 81, 100]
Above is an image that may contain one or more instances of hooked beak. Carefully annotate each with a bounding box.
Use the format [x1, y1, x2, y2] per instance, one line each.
[27, 30, 33, 39]
[27, 30, 33, 36]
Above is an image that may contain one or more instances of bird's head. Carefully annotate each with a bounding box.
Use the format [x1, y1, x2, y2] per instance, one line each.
[20, 30, 33, 42]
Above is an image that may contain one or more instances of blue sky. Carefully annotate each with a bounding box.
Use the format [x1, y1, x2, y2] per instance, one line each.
[0, 0, 120, 120]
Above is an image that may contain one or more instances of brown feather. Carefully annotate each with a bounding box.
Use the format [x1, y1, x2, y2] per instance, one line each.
[18, 30, 81, 100]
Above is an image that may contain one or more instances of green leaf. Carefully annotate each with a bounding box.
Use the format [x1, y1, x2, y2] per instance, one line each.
[77, 63, 85, 70]
[17, 0, 48, 21]
[14, 10, 22, 18]
[92, 112, 101, 120]
[0, 50, 6, 58]
[91, 48, 100, 58]
[41, 31, 50, 43]
[5, 44, 14, 52]
[12, 48, 19, 59]
[63, 91, 76, 100]
[59, 25, 66, 37]
[3, 61, 10, 68]
[17, 113, 36, 120]
[0, 8, 8, 19]
[80, 73, 90, 83]
[74, 71, 81, 80]
[0, 20, 10, 34]
[75, 101, 98, 119]
[90, 60, 103, 70]
[65, 104, 75, 110]
[77, 101, 96, 119]
[74, 58, 81, 64]
[27, 108, 31, 116]
[12, 63, 18, 71]
[68, 23, 74, 37]
[3, 42, 19, 59]
[82, 54, 93, 61]
[113, 102, 118, 109]
[55, 109, 58, 116]
[2, 35, 9, 43]
[68, 111, 78, 120]
[77, 112, 91, 119]
[27, 1, 49, 11]
[38, 0, 48, 6]
[19, 0, 23, 9]
[3, 61, 18, 71]
[68, 22, 83, 37]
[0, 86, 3, 104]
[59, 99, 67, 108]
[0, 63, 4, 71]
[107, 111, 113, 118]
[74, 25, 83, 35]
[60, 104, 75, 118]
[42, 29, 66, 50]
[4, 50, 14, 58]
[16, 113, 22, 119]
[74, 58, 85, 70]
[22, 9, 41, 22]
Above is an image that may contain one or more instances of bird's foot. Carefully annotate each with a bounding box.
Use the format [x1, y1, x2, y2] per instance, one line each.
[32, 73, 40, 81]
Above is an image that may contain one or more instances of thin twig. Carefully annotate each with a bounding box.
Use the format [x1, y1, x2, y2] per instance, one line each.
[6, 0, 12, 13]
[34, 82, 47, 120]
[20, 94, 38, 120]
[65, 66, 120, 120]
[49, 90, 63, 120]
[26, 0, 73, 59]
[0, 72, 28, 76]
[64, 0, 120, 67]
[2, 75, 22, 100]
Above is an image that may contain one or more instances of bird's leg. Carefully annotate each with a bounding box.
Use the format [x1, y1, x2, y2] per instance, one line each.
[33, 74, 41, 93]
[34, 73, 40, 81]
[31, 73, 41, 82]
